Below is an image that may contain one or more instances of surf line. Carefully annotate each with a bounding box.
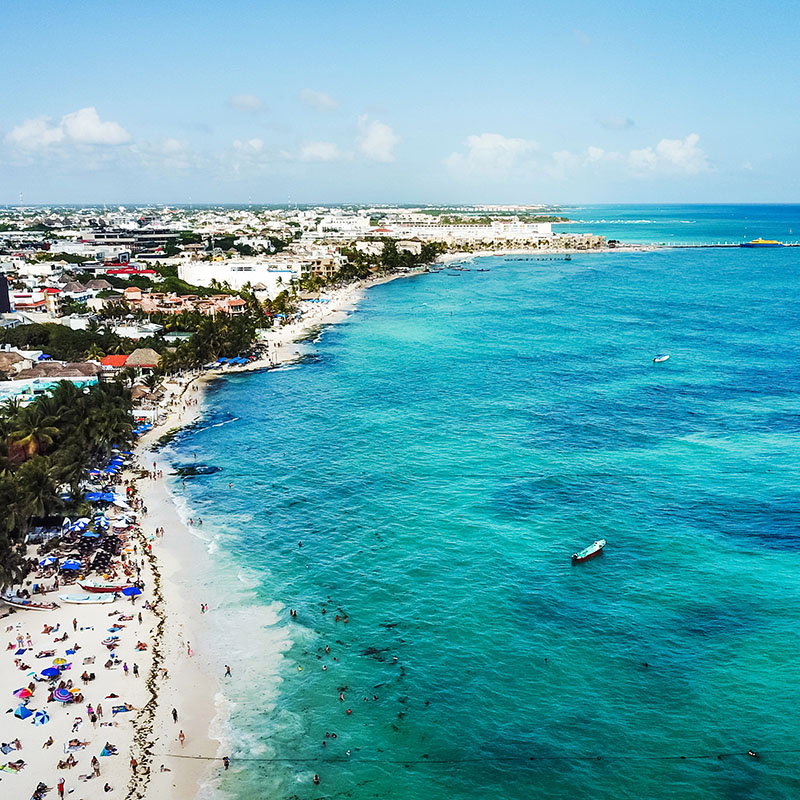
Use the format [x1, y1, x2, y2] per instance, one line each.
[195, 417, 240, 432]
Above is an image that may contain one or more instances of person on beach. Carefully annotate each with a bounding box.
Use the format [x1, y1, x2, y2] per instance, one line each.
[225, 665, 231, 677]
[178, 730, 185, 747]
[222, 756, 230, 770]
[172, 708, 178, 723]
[57, 777, 65, 798]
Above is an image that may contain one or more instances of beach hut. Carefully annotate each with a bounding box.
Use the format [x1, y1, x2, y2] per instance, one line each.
[126, 347, 160, 376]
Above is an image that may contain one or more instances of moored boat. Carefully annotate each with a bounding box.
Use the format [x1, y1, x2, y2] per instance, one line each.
[572, 539, 606, 563]
[78, 580, 132, 594]
[740, 238, 783, 248]
[653, 354, 670, 363]
[58, 594, 116, 605]
[1, 594, 59, 610]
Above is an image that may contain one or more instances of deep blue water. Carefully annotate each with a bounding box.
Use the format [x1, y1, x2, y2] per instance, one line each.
[163, 207, 800, 800]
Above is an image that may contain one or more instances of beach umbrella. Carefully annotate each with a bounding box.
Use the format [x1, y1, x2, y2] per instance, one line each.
[41, 667, 60, 678]
[34, 709, 50, 726]
[39, 556, 58, 567]
[14, 705, 33, 719]
[61, 559, 81, 571]
[121, 586, 142, 597]
[13, 687, 33, 699]
[52, 688, 72, 703]
[82, 531, 101, 539]
[53, 658, 67, 666]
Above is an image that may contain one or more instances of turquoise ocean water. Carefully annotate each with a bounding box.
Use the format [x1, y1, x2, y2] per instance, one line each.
[553, 204, 800, 245]
[162, 206, 800, 800]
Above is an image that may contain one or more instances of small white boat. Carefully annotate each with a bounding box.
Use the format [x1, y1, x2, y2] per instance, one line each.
[572, 539, 607, 563]
[1, 594, 59, 611]
[58, 594, 116, 605]
[653, 354, 670, 363]
[78, 581, 132, 594]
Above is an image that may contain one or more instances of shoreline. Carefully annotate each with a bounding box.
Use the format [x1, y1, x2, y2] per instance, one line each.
[129, 267, 424, 799]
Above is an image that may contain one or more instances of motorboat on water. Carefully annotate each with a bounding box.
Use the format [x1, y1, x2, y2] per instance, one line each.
[1, 594, 59, 610]
[572, 539, 606, 563]
[58, 594, 116, 605]
[653, 354, 670, 363]
[78, 580, 132, 594]
[740, 238, 783, 248]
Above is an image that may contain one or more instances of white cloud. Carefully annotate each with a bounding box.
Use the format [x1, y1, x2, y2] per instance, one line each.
[586, 146, 606, 162]
[60, 107, 130, 145]
[229, 94, 265, 112]
[300, 89, 338, 111]
[357, 115, 399, 162]
[299, 141, 347, 162]
[446, 133, 539, 177]
[233, 138, 264, 153]
[5, 107, 130, 150]
[628, 133, 709, 176]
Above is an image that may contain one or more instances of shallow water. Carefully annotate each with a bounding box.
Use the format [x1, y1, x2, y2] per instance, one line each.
[165, 226, 800, 799]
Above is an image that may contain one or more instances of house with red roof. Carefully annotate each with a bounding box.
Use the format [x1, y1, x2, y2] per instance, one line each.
[100, 354, 129, 374]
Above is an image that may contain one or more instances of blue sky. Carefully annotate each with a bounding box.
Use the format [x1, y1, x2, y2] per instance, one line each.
[2, 0, 798, 204]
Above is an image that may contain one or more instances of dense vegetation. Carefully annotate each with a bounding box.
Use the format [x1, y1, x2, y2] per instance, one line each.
[0, 382, 133, 586]
[336, 240, 445, 282]
[0, 322, 164, 363]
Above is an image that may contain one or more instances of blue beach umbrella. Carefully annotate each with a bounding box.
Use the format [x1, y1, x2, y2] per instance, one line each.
[52, 688, 72, 703]
[82, 531, 101, 539]
[34, 709, 50, 726]
[39, 556, 58, 567]
[41, 667, 60, 678]
[61, 559, 81, 571]
[14, 705, 33, 719]
[121, 586, 142, 597]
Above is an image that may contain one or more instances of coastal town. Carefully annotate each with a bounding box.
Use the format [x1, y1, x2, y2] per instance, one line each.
[0, 204, 605, 405]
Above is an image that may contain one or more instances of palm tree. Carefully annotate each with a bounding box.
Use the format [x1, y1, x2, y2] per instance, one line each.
[15, 456, 60, 520]
[143, 372, 162, 393]
[85, 343, 105, 361]
[8, 406, 59, 463]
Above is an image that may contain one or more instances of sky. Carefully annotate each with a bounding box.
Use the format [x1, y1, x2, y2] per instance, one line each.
[1, 0, 799, 204]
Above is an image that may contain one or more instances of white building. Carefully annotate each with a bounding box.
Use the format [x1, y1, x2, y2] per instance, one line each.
[179, 259, 300, 298]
